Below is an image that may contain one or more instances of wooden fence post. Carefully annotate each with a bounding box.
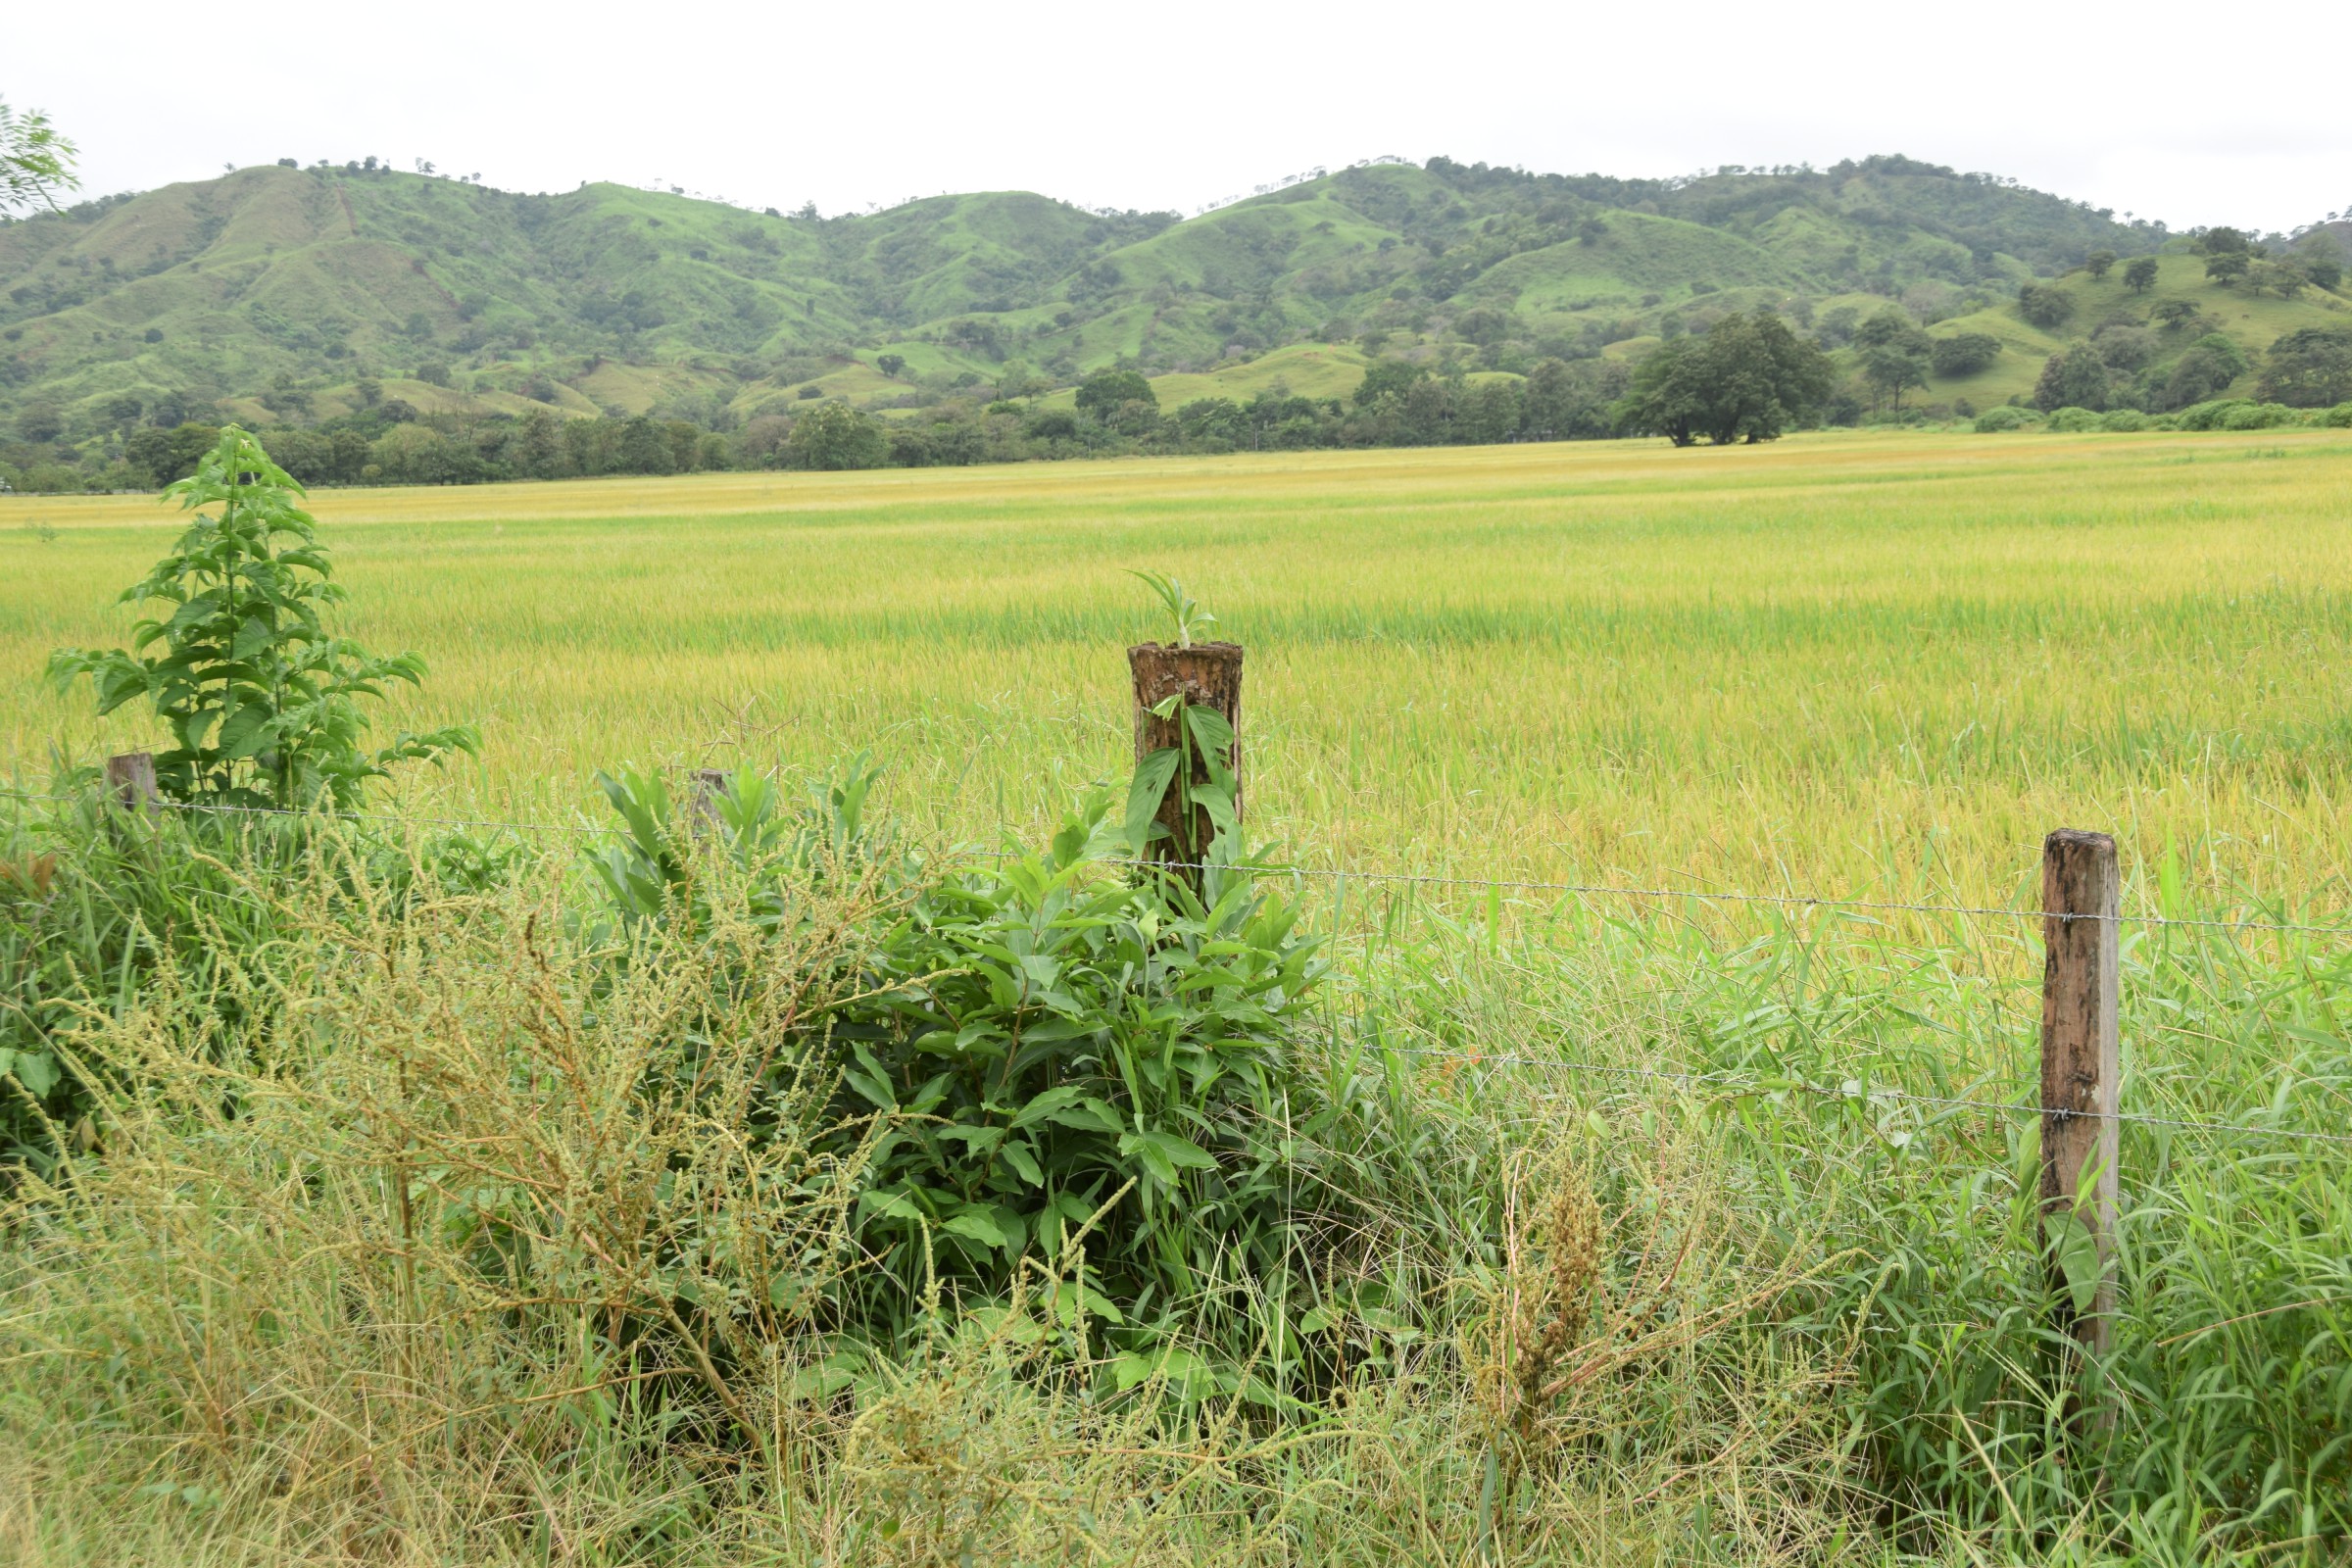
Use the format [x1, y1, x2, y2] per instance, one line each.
[688, 767, 728, 839]
[1127, 640, 1244, 880]
[2039, 827, 2121, 1418]
[106, 752, 160, 815]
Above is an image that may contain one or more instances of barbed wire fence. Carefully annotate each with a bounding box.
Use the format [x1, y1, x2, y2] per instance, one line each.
[4, 777, 2347, 1156]
[6, 742, 2351, 1437]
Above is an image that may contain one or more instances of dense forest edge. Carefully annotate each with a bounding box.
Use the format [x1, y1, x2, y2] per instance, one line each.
[4, 153, 2350, 491]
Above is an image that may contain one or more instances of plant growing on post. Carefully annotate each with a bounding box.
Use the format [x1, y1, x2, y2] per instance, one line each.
[1124, 573, 1242, 878]
[47, 425, 476, 810]
[1128, 569, 1216, 649]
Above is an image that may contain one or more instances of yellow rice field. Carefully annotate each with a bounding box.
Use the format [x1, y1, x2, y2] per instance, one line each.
[7, 429, 2352, 912]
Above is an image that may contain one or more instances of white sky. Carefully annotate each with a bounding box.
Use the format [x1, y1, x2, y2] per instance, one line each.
[13, 0, 2349, 235]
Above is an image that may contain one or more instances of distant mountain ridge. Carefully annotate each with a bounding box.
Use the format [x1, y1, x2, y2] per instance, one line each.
[0, 152, 2288, 435]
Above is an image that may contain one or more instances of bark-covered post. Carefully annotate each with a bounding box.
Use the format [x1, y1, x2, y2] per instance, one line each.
[688, 767, 728, 840]
[1127, 641, 1244, 882]
[106, 752, 160, 815]
[2039, 827, 2121, 1422]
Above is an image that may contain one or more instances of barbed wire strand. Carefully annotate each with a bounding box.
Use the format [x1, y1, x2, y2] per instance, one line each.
[8, 787, 2346, 1147]
[1348, 1040, 2352, 1147]
[6, 788, 2352, 936]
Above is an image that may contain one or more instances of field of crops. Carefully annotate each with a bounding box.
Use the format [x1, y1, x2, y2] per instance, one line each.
[6, 429, 2352, 1565]
[10, 428, 2352, 909]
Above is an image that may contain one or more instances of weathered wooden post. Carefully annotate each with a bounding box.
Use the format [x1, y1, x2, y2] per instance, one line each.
[1127, 640, 1243, 881]
[688, 767, 728, 840]
[2039, 827, 2121, 1423]
[106, 752, 161, 815]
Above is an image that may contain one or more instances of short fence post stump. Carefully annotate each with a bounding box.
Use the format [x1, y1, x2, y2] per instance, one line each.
[106, 752, 160, 816]
[688, 767, 728, 840]
[1127, 640, 1244, 883]
[2039, 827, 2121, 1426]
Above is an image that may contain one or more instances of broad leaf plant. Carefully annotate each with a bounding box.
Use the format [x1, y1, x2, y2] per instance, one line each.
[48, 425, 477, 809]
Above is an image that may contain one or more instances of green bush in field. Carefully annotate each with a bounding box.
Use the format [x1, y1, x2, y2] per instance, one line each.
[2099, 408, 2150, 431]
[2046, 406, 2103, 432]
[2328, 401, 2352, 428]
[2221, 400, 2296, 431]
[586, 758, 1333, 1379]
[1972, 405, 2033, 432]
[45, 425, 476, 810]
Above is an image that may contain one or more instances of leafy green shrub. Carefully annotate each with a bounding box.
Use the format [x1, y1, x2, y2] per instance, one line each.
[2046, 406, 2102, 432]
[1972, 405, 2033, 432]
[2221, 400, 2295, 431]
[2176, 399, 2241, 430]
[2323, 401, 2352, 427]
[585, 764, 1330, 1371]
[2098, 408, 2149, 431]
[46, 425, 476, 809]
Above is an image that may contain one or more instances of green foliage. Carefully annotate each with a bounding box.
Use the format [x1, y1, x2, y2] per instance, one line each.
[2257, 325, 2352, 407]
[785, 401, 889, 469]
[2204, 251, 2251, 287]
[44, 426, 477, 809]
[1126, 570, 1216, 650]
[1854, 309, 1933, 410]
[582, 761, 1327, 1368]
[2015, 280, 2075, 329]
[2033, 344, 2112, 413]
[1929, 330, 2001, 378]
[847, 797, 1324, 1355]
[2083, 249, 2116, 279]
[1972, 404, 2034, 431]
[2045, 405, 2103, 432]
[1074, 369, 1156, 428]
[0, 99, 77, 215]
[2124, 256, 2160, 292]
[1613, 309, 1833, 446]
[1352, 358, 1429, 412]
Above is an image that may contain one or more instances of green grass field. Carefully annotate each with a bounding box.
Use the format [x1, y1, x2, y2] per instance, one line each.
[10, 428, 2352, 913]
[7, 430, 2352, 1565]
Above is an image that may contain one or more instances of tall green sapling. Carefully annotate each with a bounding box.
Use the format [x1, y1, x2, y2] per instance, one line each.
[48, 425, 477, 810]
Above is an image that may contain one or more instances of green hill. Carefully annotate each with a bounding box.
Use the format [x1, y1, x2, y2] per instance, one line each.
[3, 151, 2338, 451]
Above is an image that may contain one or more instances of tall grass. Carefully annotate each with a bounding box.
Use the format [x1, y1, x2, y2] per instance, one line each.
[1, 822, 1877, 1566]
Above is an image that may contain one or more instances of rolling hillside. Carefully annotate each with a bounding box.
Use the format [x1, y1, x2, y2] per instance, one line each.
[2, 151, 2341, 453]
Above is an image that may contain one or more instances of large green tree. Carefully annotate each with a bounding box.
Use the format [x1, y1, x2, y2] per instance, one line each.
[2257, 326, 2352, 407]
[1930, 332, 2002, 379]
[2016, 281, 2075, 329]
[1855, 309, 1934, 411]
[1613, 310, 1833, 446]
[785, 401, 890, 469]
[2123, 257, 2160, 293]
[2033, 344, 2112, 412]
[1074, 369, 1156, 428]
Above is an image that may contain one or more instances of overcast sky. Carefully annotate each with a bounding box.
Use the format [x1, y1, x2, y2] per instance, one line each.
[13, 0, 2348, 235]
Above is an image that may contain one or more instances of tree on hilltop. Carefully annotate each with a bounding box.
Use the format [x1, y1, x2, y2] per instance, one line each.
[1930, 332, 2002, 378]
[2016, 281, 2075, 329]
